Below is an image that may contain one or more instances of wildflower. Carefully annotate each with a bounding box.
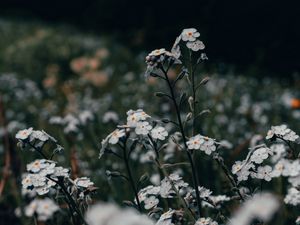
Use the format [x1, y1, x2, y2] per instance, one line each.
[291, 98, 300, 109]
[25, 198, 59, 221]
[270, 144, 286, 162]
[181, 28, 200, 42]
[85, 203, 154, 225]
[271, 159, 286, 177]
[144, 196, 159, 210]
[284, 187, 300, 206]
[228, 193, 279, 225]
[151, 126, 168, 140]
[74, 177, 94, 188]
[199, 137, 217, 155]
[186, 135, 216, 155]
[187, 134, 204, 149]
[127, 109, 150, 127]
[186, 40, 205, 51]
[255, 165, 272, 182]
[135, 121, 152, 135]
[26, 159, 55, 173]
[195, 217, 218, 225]
[15, 127, 33, 140]
[282, 160, 300, 177]
[250, 147, 272, 164]
[31, 130, 49, 142]
[232, 161, 244, 174]
[108, 129, 126, 144]
[156, 209, 175, 225]
[266, 125, 299, 142]
[198, 186, 212, 198]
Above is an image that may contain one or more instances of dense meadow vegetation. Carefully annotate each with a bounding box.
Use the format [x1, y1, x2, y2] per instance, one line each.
[0, 19, 300, 225]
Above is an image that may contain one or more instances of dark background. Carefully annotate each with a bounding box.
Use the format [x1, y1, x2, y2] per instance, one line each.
[1, 0, 300, 76]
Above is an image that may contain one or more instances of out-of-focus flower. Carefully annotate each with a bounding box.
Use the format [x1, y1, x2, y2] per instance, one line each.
[284, 187, 300, 206]
[228, 193, 279, 225]
[24, 198, 59, 221]
[85, 202, 154, 225]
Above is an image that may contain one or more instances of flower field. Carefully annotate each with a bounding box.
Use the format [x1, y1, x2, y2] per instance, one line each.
[0, 20, 300, 225]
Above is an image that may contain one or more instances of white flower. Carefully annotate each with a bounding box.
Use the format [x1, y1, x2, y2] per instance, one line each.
[156, 209, 175, 225]
[271, 159, 286, 177]
[255, 165, 272, 182]
[85, 203, 154, 225]
[135, 121, 152, 135]
[53, 166, 69, 177]
[151, 126, 168, 140]
[270, 144, 286, 162]
[284, 187, 300, 206]
[108, 129, 126, 144]
[144, 196, 159, 210]
[236, 162, 254, 182]
[74, 177, 94, 188]
[250, 147, 272, 164]
[266, 125, 299, 142]
[15, 127, 33, 140]
[103, 111, 119, 123]
[148, 48, 167, 57]
[187, 134, 204, 149]
[199, 137, 217, 155]
[27, 159, 50, 173]
[195, 217, 218, 225]
[79, 110, 94, 124]
[31, 130, 49, 142]
[198, 186, 212, 198]
[181, 28, 200, 42]
[187, 135, 216, 155]
[232, 161, 244, 174]
[228, 193, 279, 225]
[127, 109, 150, 127]
[282, 160, 300, 177]
[22, 174, 34, 189]
[186, 40, 205, 51]
[25, 198, 59, 221]
[288, 175, 300, 187]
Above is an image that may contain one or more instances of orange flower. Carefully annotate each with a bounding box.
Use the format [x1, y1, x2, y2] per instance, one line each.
[291, 98, 300, 109]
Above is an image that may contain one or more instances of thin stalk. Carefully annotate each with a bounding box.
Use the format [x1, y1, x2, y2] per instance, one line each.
[213, 154, 245, 201]
[160, 65, 202, 217]
[121, 141, 142, 212]
[147, 135, 196, 221]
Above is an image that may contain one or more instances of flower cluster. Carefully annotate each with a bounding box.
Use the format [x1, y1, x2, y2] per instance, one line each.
[100, 109, 168, 158]
[266, 124, 299, 142]
[186, 134, 217, 155]
[15, 127, 63, 153]
[22, 159, 69, 195]
[138, 173, 188, 210]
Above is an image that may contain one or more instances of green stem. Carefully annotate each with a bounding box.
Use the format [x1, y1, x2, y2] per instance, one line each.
[161, 65, 202, 217]
[122, 141, 142, 212]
